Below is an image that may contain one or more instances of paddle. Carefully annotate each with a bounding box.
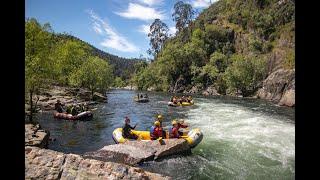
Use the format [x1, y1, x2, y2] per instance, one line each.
[157, 137, 165, 145]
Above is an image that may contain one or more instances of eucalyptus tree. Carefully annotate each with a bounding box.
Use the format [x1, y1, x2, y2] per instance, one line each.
[147, 19, 169, 58]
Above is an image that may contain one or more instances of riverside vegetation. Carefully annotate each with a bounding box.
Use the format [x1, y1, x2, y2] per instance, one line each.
[132, 0, 294, 106]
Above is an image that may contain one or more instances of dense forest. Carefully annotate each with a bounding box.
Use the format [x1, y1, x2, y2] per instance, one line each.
[132, 0, 295, 97]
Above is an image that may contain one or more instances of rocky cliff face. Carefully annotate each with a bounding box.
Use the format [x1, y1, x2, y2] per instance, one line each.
[257, 68, 295, 106]
[25, 146, 171, 180]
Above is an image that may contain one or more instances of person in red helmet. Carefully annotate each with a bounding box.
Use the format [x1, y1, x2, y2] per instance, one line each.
[150, 121, 163, 140]
[170, 119, 188, 138]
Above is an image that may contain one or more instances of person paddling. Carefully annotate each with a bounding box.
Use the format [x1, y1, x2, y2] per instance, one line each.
[122, 117, 138, 139]
[150, 121, 163, 140]
[54, 100, 65, 113]
[170, 119, 188, 138]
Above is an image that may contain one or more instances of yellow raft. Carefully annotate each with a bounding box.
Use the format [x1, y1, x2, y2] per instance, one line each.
[112, 127, 203, 148]
[168, 101, 194, 107]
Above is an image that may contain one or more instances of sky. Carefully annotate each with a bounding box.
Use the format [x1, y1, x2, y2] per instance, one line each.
[26, 0, 217, 59]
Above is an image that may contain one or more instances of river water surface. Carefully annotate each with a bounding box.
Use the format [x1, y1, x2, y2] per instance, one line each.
[36, 89, 295, 180]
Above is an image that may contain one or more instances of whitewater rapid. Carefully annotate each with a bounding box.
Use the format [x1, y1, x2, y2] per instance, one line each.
[185, 98, 295, 179]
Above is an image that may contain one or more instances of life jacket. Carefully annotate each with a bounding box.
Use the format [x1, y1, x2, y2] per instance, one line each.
[170, 126, 179, 138]
[151, 126, 162, 139]
[150, 126, 155, 135]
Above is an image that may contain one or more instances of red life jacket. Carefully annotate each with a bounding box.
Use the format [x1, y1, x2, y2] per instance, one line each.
[152, 127, 163, 139]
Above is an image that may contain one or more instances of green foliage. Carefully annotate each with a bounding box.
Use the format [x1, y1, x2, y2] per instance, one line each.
[133, 0, 294, 97]
[223, 55, 267, 96]
[284, 49, 295, 69]
[113, 77, 126, 88]
[69, 56, 113, 97]
[52, 40, 91, 84]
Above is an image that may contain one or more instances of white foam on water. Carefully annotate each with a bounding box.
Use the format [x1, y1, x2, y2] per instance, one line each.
[186, 100, 295, 177]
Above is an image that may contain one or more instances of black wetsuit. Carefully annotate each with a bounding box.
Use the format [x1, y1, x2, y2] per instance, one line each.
[55, 103, 64, 113]
[122, 124, 137, 139]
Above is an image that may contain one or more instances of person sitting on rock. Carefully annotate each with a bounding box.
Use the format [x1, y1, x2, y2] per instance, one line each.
[150, 121, 163, 140]
[122, 117, 138, 139]
[54, 100, 65, 113]
[170, 119, 188, 138]
[140, 94, 143, 98]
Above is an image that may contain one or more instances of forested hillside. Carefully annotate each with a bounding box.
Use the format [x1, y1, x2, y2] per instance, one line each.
[54, 34, 143, 80]
[133, 0, 294, 106]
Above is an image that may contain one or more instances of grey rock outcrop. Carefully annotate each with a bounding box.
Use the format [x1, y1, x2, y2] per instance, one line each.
[83, 144, 155, 165]
[202, 85, 220, 96]
[25, 123, 50, 148]
[25, 146, 171, 180]
[257, 68, 295, 107]
[84, 139, 191, 166]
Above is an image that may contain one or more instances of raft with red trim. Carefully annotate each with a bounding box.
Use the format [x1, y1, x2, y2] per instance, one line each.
[54, 111, 93, 121]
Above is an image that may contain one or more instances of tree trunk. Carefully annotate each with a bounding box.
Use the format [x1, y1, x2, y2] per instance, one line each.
[29, 90, 33, 122]
[91, 89, 94, 101]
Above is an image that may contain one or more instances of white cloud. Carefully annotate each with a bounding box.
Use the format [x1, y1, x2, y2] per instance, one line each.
[115, 3, 165, 21]
[88, 10, 138, 53]
[93, 22, 103, 35]
[138, 24, 150, 35]
[137, 0, 163, 6]
[190, 0, 217, 8]
[169, 26, 177, 36]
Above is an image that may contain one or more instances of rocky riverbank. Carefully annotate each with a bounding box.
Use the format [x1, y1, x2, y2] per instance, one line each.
[25, 85, 107, 114]
[25, 146, 171, 179]
[165, 68, 295, 107]
[25, 123, 50, 148]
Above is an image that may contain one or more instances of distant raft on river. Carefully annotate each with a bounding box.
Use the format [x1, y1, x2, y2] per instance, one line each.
[134, 94, 149, 103]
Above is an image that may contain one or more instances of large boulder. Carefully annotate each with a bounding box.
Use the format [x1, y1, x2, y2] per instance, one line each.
[257, 68, 295, 106]
[125, 139, 191, 160]
[202, 85, 220, 96]
[185, 84, 203, 94]
[83, 144, 155, 165]
[25, 146, 66, 179]
[25, 146, 170, 180]
[25, 124, 50, 148]
[84, 139, 191, 166]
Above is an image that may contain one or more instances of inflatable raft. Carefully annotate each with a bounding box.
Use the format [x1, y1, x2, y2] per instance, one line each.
[112, 127, 203, 148]
[134, 97, 149, 103]
[54, 111, 93, 121]
[168, 101, 194, 107]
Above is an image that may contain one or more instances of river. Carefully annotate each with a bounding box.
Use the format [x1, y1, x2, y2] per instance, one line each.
[36, 89, 295, 180]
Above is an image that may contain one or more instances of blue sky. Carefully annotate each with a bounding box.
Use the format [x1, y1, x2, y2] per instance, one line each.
[26, 0, 216, 59]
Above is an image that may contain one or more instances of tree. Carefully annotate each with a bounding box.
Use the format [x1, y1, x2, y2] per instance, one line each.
[69, 56, 113, 100]
[172, 1, 195, 32]
[148, 19, 169, 57]
[223, 55, 267, 96]
[52, 39, 91, 84]
[25, 18, 54, 121]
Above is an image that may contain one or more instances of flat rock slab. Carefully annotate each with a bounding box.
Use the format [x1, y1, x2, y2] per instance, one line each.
[84, 144, 155, 165]
[25, 146, 170, 180]
[124, 139, 191, 159]
[25, 124, 50, 148]
[85, 139, 191, 166]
